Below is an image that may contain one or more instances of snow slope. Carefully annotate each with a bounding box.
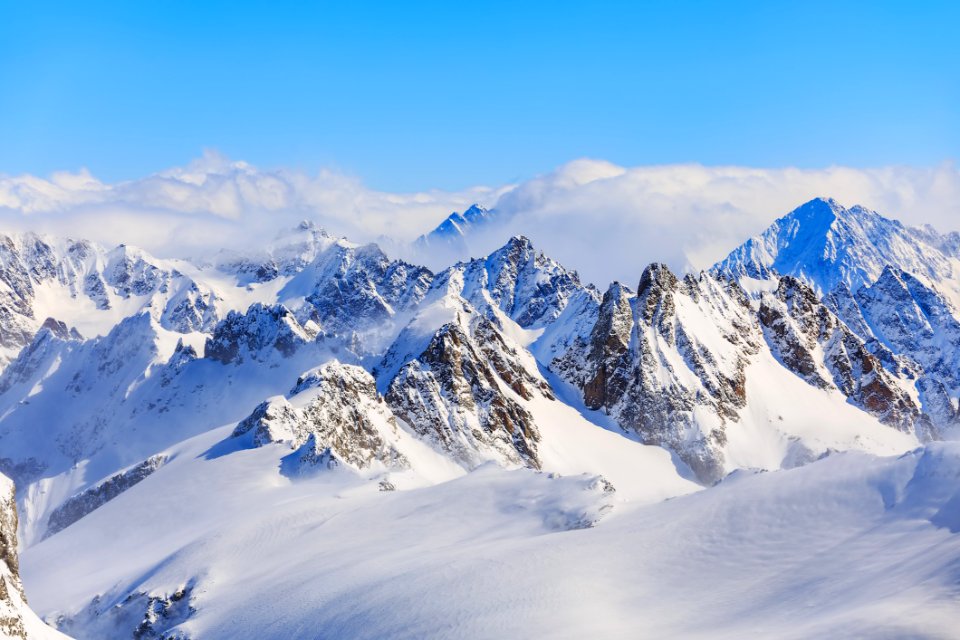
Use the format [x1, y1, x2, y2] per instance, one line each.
[21, 435, 960, 639]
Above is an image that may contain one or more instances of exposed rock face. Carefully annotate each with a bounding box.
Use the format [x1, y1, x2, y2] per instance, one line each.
[759, 276, 928, 436]
[552, 265, 760, 483]
[45, 455, 167, 538]
[205, 304, 319, 364]
[234, 363, 406, 473]
[384, 312, 548, 469]
[714, 197, 960, 433]
[0, 474, 26, 639]
[2, 474, 66, 639]
[856, 268, 960, 392]
[580, 282, 634, 411]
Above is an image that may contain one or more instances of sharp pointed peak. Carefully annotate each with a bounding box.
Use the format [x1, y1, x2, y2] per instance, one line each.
[637, 263, 679, 297]
[806, 196, 844, 209]
[505, 234, 533, 248]
[786, 196, 846, 220]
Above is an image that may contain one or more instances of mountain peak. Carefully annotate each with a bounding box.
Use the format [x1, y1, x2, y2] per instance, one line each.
[637, 263, 678, 297]
[713, 197, 959, 295]
[502, 234, 533, 252]
[415, 203, 497, 250]
[462, 203, 489, 221]
[806, 196, 843, 210]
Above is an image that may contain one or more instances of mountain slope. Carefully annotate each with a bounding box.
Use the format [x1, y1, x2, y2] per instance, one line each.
[714, 197, 960, 434]
[541, 264, 924, 482]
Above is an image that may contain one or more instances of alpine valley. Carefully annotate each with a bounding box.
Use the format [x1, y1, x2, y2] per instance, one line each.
[2, 197, 960, 639]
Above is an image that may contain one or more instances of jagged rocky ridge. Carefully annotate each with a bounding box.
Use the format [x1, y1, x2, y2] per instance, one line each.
[0, 232, 223, 367]
[716, 197, 960, 432]
[0, 473, 26, 639]
[1, 200, 958, 547]
[383, 308, 553, 469]
[232, 362, 407, 475]
[548, 266, 762, 482]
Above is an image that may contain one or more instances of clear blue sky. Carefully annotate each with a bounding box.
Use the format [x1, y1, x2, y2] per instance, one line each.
[0, 1, 956, 190]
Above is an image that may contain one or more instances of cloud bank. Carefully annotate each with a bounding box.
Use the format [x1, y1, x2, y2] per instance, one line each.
[451, 159, 960, 285]
[1, 152, 958, 287]
[0, 150, 503, 260]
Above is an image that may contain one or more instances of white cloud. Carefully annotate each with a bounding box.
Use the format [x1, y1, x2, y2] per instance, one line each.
[0, 150, 503, 259]
[453, 159, 960, 286]
[1, 151, 957, 288]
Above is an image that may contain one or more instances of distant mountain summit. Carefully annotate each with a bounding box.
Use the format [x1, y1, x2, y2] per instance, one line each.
[713, 197, 960, 295]
[415, 204, 495, 251]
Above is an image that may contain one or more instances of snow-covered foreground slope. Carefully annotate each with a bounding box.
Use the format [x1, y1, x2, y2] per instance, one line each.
[21, 435, 960, 639]
[21, 404, 697, 639]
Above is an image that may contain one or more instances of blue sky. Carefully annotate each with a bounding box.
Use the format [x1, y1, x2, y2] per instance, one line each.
[0, 1, 956, 190]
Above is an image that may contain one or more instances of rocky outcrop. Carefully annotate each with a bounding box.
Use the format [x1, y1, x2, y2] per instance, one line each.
[384, 312, 547, 469]
[551, 266, 760, 483]
[55, 582, 196, 640]
[205, 304, 319, 364]
[579, 282, 634, 411]
[45, 455, 168, 538]
[233, 363, 406, 473]
[856, 268, 960, 394]
[2, 474, 67, 639]
[0, 474, 26, 639]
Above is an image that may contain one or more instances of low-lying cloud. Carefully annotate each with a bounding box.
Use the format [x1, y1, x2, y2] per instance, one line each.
[450, 159, 960, 287]
[1, 151, 957, 288]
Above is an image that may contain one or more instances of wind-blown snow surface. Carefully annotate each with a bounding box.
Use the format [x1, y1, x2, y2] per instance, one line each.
[21, 438, 960, 639]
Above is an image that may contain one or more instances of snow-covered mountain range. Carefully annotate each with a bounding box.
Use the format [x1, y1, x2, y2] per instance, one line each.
[2, 197, 960, 638]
